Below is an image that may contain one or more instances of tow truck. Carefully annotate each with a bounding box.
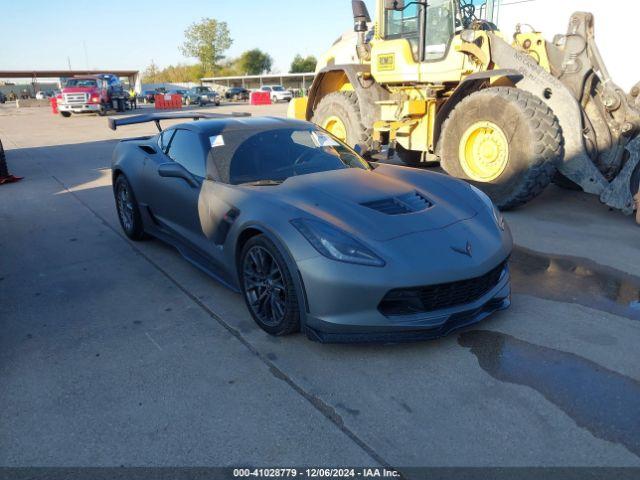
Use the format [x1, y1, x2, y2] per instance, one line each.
[56, 74, 128, 118]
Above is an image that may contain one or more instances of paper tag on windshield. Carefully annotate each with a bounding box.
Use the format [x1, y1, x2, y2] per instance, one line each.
[311, 132, 340, 148]
[209, 135, 225, 148]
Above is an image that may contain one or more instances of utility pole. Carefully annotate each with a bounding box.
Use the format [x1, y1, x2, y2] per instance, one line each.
[83, 41, 89, 70]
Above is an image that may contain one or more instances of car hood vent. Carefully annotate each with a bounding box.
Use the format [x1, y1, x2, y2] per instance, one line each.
[361, 191, 432, 215]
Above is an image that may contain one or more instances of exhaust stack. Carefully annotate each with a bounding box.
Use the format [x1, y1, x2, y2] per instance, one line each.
[352, 0, 372, 61]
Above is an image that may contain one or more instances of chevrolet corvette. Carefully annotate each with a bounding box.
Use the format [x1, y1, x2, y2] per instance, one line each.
[109, 112, 512, 342]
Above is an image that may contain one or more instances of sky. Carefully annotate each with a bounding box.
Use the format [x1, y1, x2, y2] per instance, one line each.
[0, 0, 377, 75]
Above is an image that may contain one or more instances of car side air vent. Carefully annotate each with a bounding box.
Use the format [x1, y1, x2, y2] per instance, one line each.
[138, 145, 157, 155]
[361, 191, 432, 215]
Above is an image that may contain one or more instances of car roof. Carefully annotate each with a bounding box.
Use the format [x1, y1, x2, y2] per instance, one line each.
[168, 116, 313, 135]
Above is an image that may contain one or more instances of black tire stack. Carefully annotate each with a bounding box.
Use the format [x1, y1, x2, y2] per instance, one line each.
[0, 139, 8, 178]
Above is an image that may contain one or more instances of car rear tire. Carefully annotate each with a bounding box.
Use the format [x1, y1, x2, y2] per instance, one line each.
[439, 87, 563, 210]
[114, 175, 147, 241]
[240, 235, 301, 336]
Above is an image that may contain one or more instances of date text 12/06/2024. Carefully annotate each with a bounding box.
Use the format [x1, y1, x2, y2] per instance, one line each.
[233, 468, 401, 478]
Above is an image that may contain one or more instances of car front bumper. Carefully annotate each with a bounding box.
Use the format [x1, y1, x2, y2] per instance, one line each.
[295, 222, 512, 343]
[303, 271, 510, 343]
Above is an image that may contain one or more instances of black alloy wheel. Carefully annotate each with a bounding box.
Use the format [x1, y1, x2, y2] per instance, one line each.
[240, 236, 300, 336]
[114, 175, 146, 241]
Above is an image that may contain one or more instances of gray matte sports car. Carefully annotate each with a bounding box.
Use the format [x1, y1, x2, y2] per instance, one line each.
[109, 112, 512, 342]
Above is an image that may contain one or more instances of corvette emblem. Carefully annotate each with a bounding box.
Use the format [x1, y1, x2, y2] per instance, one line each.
[451, 241, 473, 258]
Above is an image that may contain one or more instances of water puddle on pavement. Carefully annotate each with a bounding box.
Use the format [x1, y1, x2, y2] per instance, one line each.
[458, 330, 640, 458]
[510, 246, 640, 321]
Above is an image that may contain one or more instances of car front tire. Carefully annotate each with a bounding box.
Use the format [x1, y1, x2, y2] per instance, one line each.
[114, 175, 147, 241]
[239, 235, 301, 336]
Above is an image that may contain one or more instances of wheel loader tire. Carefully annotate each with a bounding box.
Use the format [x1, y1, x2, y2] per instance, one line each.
[312, 92, 373, 154]
[439, 87, 563, 210]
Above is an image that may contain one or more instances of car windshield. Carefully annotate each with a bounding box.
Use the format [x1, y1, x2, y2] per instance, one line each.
[272, 86, 285, 91]
[209, 128, 370, 185]
[65, 79, 97, 88]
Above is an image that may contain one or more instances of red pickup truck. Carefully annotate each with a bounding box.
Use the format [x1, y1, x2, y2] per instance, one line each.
[56, 74, 128, 117]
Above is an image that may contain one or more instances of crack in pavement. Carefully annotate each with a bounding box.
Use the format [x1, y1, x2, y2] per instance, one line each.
[49, 173, 391, 469]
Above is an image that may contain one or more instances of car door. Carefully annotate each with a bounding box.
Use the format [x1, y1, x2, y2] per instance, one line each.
[146, 128, 213, 254]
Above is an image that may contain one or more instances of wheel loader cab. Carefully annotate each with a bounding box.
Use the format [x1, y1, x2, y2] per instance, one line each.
[372, 0, 465, 84]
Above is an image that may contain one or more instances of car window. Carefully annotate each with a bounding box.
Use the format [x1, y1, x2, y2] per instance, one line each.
[209, 128, 370, 185]
[157, 129, 175, 154]
[166, 129, 206, 178]
[261, 86, 271, 91]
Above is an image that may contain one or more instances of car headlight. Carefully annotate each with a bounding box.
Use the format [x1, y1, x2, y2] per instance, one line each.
[291, 218, 385, 267]
[469, 184, 505, 231]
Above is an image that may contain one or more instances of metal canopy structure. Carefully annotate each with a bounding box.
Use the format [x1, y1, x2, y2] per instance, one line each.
[201, 72, 316, 91]
[0, 70, 141, 92]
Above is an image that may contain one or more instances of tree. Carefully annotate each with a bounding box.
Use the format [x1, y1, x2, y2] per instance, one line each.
[141, 62, 207, 84]
[214, 59, 242, 77]
[237, 49, 273, 75]
[141, 60, 161, 84]
[180, 18, 232, 72]
[290, 54, 317, 73]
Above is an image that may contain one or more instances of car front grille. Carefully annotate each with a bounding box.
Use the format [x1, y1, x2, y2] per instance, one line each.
[378, 261, 507, 317]
[64, 93, 88, 104]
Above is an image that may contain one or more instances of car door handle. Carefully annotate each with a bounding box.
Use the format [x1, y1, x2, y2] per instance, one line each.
[158, 163, 199, 188]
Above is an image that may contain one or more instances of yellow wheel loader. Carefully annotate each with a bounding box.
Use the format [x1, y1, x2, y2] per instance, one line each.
[288, 0, 640, 221]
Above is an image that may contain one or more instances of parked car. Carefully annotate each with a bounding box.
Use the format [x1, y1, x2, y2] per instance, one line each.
[56, 75, 127, 117]
[108, 112, 512, 342]
[35, 90, 54, 100]
[139, 90, 157, 104]
[183, 86, 220, 106]
[225, 87, 250, 101]
[260, 85, 293, 103]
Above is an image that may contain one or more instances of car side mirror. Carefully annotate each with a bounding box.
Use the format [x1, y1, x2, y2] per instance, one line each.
[158, 162, 199, 188]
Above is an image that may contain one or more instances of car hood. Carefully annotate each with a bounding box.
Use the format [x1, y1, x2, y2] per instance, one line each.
[277, 167, 477, 242]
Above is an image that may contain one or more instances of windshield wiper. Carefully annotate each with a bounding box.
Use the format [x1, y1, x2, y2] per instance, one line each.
[239, 179, 284, 186]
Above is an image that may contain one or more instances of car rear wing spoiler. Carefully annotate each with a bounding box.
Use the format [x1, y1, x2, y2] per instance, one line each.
[108, 112, 252, 132]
